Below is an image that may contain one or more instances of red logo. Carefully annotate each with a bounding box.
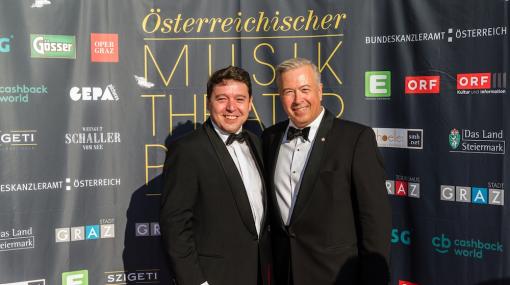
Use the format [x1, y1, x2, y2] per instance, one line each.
[90, 33, 118, 63]
[395, 180, 408, 196]
[399, 281, 418, 285]
[457, 73, 491, 90]
[405, 76, 440, 94]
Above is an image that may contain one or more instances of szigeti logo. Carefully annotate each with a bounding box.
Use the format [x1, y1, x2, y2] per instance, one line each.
[440, 182, 504, 206]
[55, 218, 115, 243]
[30, 34, 75, 59]
[405, 76, 440, 94]
[0, 130, 37, 150]
[373, 128, 423, 149]
[69, 85, 119, 101]
[365, 71, 391, 98]
[0, 226, 35, 252]
[448, 128, 505, 155]
[91, 33, 119, 63]
[386, 175, 420, 198]
[62, 270, 88, 285]
[0, 84, 48, 104]
[457, 72, 507, 95]
[0, 279, 45, 285]
[431, 233, 504, 259]
[391, 228, 411, 246]
[104, 269, 160, 284]
[0, 34, 13, 53]
[135, 222, 160, 237]
[65, 126, 121, 151]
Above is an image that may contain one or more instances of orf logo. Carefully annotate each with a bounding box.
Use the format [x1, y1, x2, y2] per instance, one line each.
[457, 73, 491, 90]
[405, 76, 440, 94]
[432, 234, 452, 254]
[0, 35, 13, 53]
[449, 129, 460, 150]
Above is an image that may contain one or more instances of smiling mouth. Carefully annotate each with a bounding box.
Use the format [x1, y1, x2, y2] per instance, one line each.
[292, 105, 308, 112]
[224, 115, 239, 120]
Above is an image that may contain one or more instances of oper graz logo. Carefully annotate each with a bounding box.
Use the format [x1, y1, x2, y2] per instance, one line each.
[69, 85, 119, 101]
[55, 218, 115, 243]
[386, 175, 420, 198]
[30, 34, 75, 59]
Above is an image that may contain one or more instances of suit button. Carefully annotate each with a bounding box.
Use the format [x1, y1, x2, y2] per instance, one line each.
[267, 225, 271, 232]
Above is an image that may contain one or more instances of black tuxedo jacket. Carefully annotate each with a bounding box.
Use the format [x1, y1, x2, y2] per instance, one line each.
[160, 120, 272, 285]
[262, 110, 391, 285]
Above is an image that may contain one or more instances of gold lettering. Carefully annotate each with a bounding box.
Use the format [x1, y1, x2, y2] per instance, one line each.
[144, 44, 189, 87]
[261, 93, 279, 125]
[252, 43, 276, 86]
[141, 94, 166, 136]
[320, 14, 333, 30]
[317, 41, 342, 85]
[145, 144, 167, 185]
[182, 18, 195, 33]
[323, 93, 344, 117]
[169, 94, 197, 135]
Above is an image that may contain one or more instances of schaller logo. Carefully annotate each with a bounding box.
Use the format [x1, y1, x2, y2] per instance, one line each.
[30, 34, 75, 59]
[432, 233, 504, 259]
[365, 71, 391, 99]
[440, 182, 504, 206]
[62, 270, 88, 285]
[90, 33, 119, 63]
[55, 218, 115, 242]
[373, 128, 423, 149]
[0, 34, 13, 53]
[65, 126, 121, 150]
[386, 175, 420, 198]
[405, 76, 440, 94]
[69, 85, 119, 101]
[448, 128, 505, 155]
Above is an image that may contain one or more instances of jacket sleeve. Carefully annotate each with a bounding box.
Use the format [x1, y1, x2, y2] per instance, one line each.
[351, 127, 392, 284]
[160, 142, 206, 285]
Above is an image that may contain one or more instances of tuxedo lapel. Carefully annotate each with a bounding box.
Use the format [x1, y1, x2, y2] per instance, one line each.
[268, 122, 288, 229]
[204, 120, 258, 236]
[289, 111, 335, 225]
[245, 132, 268, 228]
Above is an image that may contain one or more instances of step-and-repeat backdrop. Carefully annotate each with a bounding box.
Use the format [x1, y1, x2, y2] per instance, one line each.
[0, 0, 508, 284]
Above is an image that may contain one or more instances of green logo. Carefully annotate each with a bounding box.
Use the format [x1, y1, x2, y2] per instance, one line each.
[31, 34, 76, 59]
[62, 270, 88, 285]
[365, 71, 391, 98]
[449, 128, 461, 149]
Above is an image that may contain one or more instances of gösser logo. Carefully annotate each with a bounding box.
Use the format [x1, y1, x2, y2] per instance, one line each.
[30, 34, 75, 59]
[69, 85, 119, 101]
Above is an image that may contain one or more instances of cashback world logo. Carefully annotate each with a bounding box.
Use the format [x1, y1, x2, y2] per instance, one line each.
[30, 34, 75, 59]
[0, 84, 48, 104]
[432, 233, 503, 260]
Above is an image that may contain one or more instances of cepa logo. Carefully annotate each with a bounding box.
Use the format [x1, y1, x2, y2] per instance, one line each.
[69, 85, 119, 101]
[0, 35, 13, 53]
[432, 234, 452, 254]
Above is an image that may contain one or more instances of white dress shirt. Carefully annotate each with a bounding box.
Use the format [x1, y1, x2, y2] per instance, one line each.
[274, 107, 325, 225]
[211, 121, 264, 235]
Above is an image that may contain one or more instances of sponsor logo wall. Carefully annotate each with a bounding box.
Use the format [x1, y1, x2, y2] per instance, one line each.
[0, 0, 508, 284]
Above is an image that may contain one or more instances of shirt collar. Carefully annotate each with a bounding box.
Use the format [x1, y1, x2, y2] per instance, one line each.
[210, 119, 243, 145]
[285, 107, 325, 143]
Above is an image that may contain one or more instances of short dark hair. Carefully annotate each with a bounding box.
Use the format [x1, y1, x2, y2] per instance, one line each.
[206, 66, 252, 99]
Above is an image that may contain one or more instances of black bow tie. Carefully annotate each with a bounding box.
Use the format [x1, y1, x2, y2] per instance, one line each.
[226, 131, 246, 145]
[287, 126, 310, 141]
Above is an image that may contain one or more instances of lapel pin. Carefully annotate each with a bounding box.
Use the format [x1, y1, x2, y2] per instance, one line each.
[321, 137, 326, 142]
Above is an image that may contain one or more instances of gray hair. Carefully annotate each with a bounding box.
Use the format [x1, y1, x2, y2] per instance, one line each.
[275, 58, 321, 89]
